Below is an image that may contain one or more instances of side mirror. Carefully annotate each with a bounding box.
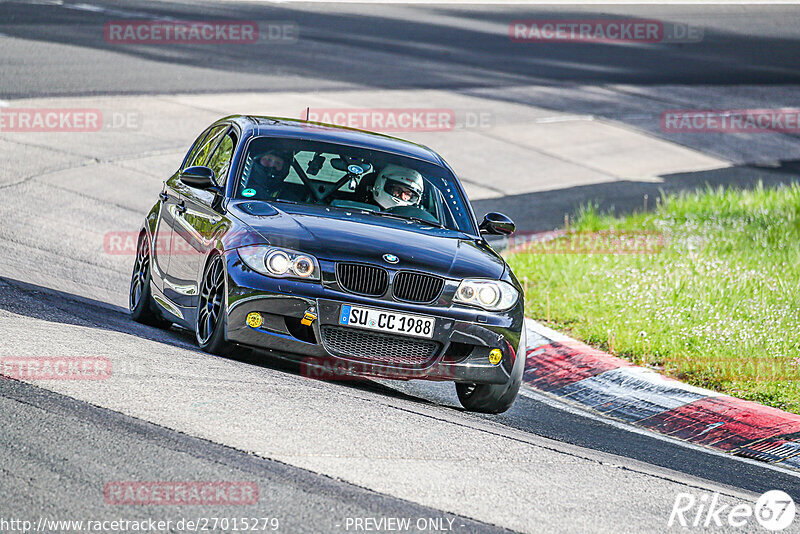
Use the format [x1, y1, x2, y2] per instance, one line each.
[480, 212, 515, 236]
[180, 166, 218, 191]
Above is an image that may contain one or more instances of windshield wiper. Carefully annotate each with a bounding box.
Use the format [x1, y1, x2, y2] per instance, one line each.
[369, 211, 445, 229]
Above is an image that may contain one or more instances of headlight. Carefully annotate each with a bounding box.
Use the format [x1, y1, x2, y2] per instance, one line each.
[238, 245, 320, 281]
[454, 279, 518, 311]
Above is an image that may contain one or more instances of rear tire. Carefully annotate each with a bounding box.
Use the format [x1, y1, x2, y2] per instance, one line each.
[196, 254, 232, 355]
[129, 232, 171, 328]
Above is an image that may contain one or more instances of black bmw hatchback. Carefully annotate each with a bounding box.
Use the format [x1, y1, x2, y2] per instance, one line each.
[130, 115, 525, 413]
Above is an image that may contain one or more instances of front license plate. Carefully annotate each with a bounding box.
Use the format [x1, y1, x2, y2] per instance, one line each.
[339, 305, 435, 339]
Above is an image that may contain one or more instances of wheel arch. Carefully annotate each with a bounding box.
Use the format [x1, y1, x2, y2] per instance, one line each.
[197, 249, 230, 339]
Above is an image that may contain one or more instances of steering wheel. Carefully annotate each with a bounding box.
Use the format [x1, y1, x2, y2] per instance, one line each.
[386, 205, 441, 225]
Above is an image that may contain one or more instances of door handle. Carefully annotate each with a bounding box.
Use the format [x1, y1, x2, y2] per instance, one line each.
[159, 192, 169, 202]
[175, 201, 187, 214]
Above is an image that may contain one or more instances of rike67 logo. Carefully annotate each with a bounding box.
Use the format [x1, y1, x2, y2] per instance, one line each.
[669, 490, 795, 531]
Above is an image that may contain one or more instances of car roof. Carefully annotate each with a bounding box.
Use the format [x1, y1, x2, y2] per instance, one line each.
[223, 115, 446, 166]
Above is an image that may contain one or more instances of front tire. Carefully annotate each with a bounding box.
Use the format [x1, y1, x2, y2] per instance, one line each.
[129, 232, 170, 328]
[456, 379, 521, 414]
[456, 329, 526, 414]
[196, 254, 232, 355]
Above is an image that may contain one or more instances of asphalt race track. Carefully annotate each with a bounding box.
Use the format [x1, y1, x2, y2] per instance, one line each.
[2, 1, 800, 532]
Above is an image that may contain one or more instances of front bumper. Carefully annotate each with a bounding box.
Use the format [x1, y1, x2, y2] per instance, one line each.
[224, 252, 525, 385]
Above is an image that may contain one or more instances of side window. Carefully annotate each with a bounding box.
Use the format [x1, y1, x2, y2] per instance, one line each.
[182, 127, 213, 170]
[189, 125, 227, 168]
[206, 132, 236, 186]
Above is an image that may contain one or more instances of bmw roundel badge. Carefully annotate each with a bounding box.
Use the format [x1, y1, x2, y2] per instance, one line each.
[348, 164, 364, 175]
[383, 254, 399, 264]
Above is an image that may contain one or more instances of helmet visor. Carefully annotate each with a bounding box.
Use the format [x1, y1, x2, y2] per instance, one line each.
[384, 178, 421, 204]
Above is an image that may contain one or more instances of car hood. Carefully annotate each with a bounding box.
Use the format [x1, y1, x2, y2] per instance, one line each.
[229, 201, 506, 280]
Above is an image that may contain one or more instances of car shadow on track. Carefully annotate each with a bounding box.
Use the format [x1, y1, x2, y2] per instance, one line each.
[7, 274, 800, 500]
[0, 275, 438, 408]
[231, 344, 437, 407]
[0, 276, 199, 350]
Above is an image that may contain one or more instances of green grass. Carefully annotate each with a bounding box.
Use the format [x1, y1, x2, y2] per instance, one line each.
[508, 183, 800, 413]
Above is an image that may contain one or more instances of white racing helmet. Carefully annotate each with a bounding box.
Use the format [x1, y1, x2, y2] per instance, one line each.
[372, 164, 424, 209]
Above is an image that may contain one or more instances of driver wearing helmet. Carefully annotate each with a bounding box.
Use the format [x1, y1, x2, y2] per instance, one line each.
[372, 164, 424, 210]
[243, 148, 294, 199]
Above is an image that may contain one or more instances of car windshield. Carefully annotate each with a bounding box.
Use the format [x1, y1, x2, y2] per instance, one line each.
[234, 136, 475, 234]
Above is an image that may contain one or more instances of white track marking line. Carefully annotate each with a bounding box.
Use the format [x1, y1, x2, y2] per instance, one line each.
[534, 115, 596, 124]
[61, 2, 175, 20]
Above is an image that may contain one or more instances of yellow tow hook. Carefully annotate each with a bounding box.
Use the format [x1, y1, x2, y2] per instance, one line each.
[301, 307, 317, 326]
